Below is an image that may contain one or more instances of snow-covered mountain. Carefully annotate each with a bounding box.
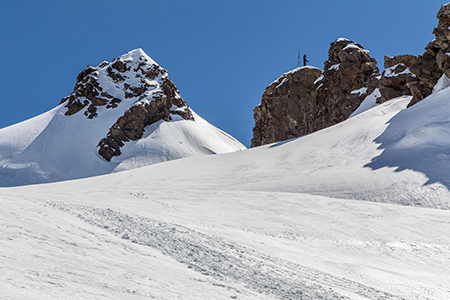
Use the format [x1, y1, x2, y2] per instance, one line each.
[3, 76, 450, 299]
[0, 49, 246, 187]
[4, 6, 450, 296]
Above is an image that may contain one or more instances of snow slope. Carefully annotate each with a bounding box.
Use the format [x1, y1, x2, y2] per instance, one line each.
[6, 188, 450, 300]
[0, 50, 245, 187]
[3, 76, 450, 298]
[46, 94, 449, 208]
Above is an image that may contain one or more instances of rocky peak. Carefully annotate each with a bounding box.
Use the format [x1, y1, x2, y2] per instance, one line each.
[252, 4, 450, 147]
[251, 38, 381, 147]
[60, 49, 193, 161]
[315, 39, 380, 118]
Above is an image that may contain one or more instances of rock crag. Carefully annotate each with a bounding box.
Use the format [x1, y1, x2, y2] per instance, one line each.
[251, 67, 322, 147]
[406, 3, 450, 107]
[60, 49, 193, 161]
[251, 38, 381, 147]
[312, 38, 380, 131]
[252, 4, 450, 147]
[378, 54, 417, 103]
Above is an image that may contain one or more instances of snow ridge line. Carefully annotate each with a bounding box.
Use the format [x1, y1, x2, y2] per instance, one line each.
[49, 201, 405, 300]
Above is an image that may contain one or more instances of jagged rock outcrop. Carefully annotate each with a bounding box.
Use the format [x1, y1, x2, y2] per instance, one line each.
[60, 66, 122, 118]
[60, 49, 193, 161]
[378, 54, 417, 102]
[251, 67, 322, 147]
[312, 39, 381, 131]
[251, 38, 381, 147]
[406, 3, 450, 107]
[407, 52, 443, 107]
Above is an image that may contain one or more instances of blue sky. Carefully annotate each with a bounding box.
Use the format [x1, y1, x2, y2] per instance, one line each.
[0, 0, 446, 146]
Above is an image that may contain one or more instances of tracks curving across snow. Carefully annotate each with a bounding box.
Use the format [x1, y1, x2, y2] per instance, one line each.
[50, 201, 404, 300]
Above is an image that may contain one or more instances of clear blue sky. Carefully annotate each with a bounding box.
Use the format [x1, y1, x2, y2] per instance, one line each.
[0, 0, 446, 146]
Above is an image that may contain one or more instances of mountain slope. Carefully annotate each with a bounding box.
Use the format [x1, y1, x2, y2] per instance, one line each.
[57, 91, 450, 209]
[0, 49, 245, 187]
[3, 80, 450, 299]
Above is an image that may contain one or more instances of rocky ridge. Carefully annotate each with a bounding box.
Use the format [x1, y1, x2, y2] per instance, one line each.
[252, 38, 381, 148]
[60, 49, 193, 161]
[252, 3, 450, 147]
[406, 3, 450, 107]
[313, 38, 381, 130]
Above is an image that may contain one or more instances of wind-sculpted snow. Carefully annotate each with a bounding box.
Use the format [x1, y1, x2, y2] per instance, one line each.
[366, 79, 450, 198]
[49, 201, 403, 300]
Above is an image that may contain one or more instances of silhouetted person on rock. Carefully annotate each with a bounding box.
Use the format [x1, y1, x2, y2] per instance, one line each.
[303, 54, 309, 66]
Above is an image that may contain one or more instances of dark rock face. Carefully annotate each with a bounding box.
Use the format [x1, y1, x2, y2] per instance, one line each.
[313, 39, 380, 131]
[406, 3, 450, 107]
[251, 67, 322, 147]
[251, 38, 381, 147]
[407, 52, 443, 107]
[60, 49, 193, 162]
[97, 75, 193, 162]
[97, 97, 171, 161]
[378, 54, 417, 102]
[60, 66, 122, 118]
[252, 4, 450, 147]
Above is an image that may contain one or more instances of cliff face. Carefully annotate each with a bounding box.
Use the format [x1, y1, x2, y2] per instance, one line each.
[251, 38, 381, 148]
[406, 3, 450, 107]
[251, 67, 322, 148]
[312, 39, 380, 131]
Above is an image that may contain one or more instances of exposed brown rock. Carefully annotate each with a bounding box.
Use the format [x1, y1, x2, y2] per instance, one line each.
[407, 52, 442, 107]
[97, 98, 173, 160]
[407, 3, 450, 107]
[312, 39, 380, 132]
[95, 55, 193, 162]
[251, 67, 322, 147]
[60, 49, 193, 162]
[378, 54, 417, 102]
[251, 38, 381, 147]
[60, 65, 122, 119]
[384, 55, 417, 69]
[111, 60, 129, 73]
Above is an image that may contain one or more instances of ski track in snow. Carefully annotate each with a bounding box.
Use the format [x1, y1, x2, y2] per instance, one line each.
[48, 201, 404, 300]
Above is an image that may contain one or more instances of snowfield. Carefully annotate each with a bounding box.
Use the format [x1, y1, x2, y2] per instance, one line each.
[3, 77, 450, 298]
[2, 184, 450, 299]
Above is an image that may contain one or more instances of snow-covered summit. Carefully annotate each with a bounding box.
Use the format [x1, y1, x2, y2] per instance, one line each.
[120, 48, 158, 65]
[60, 48, 196, 161]
[60, 47, 191, 124]
[0, 49, 246, 187]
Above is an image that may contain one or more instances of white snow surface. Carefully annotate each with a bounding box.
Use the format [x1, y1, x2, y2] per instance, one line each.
[6, 56, 450, 300]
[350, 87, 367, 95]
[349, 88, 381, 118]
[383, 63, 415, 78]
[342, 44, 361, 51]
[335, 37, 351, 43]
[0, 50, 246, 187]
[433, 74, 450, 93]
[271, 66, 322, 88]
[314, 73, 324, 84]
[3, 83, 450, 298]
[329, 63, 340, 70]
